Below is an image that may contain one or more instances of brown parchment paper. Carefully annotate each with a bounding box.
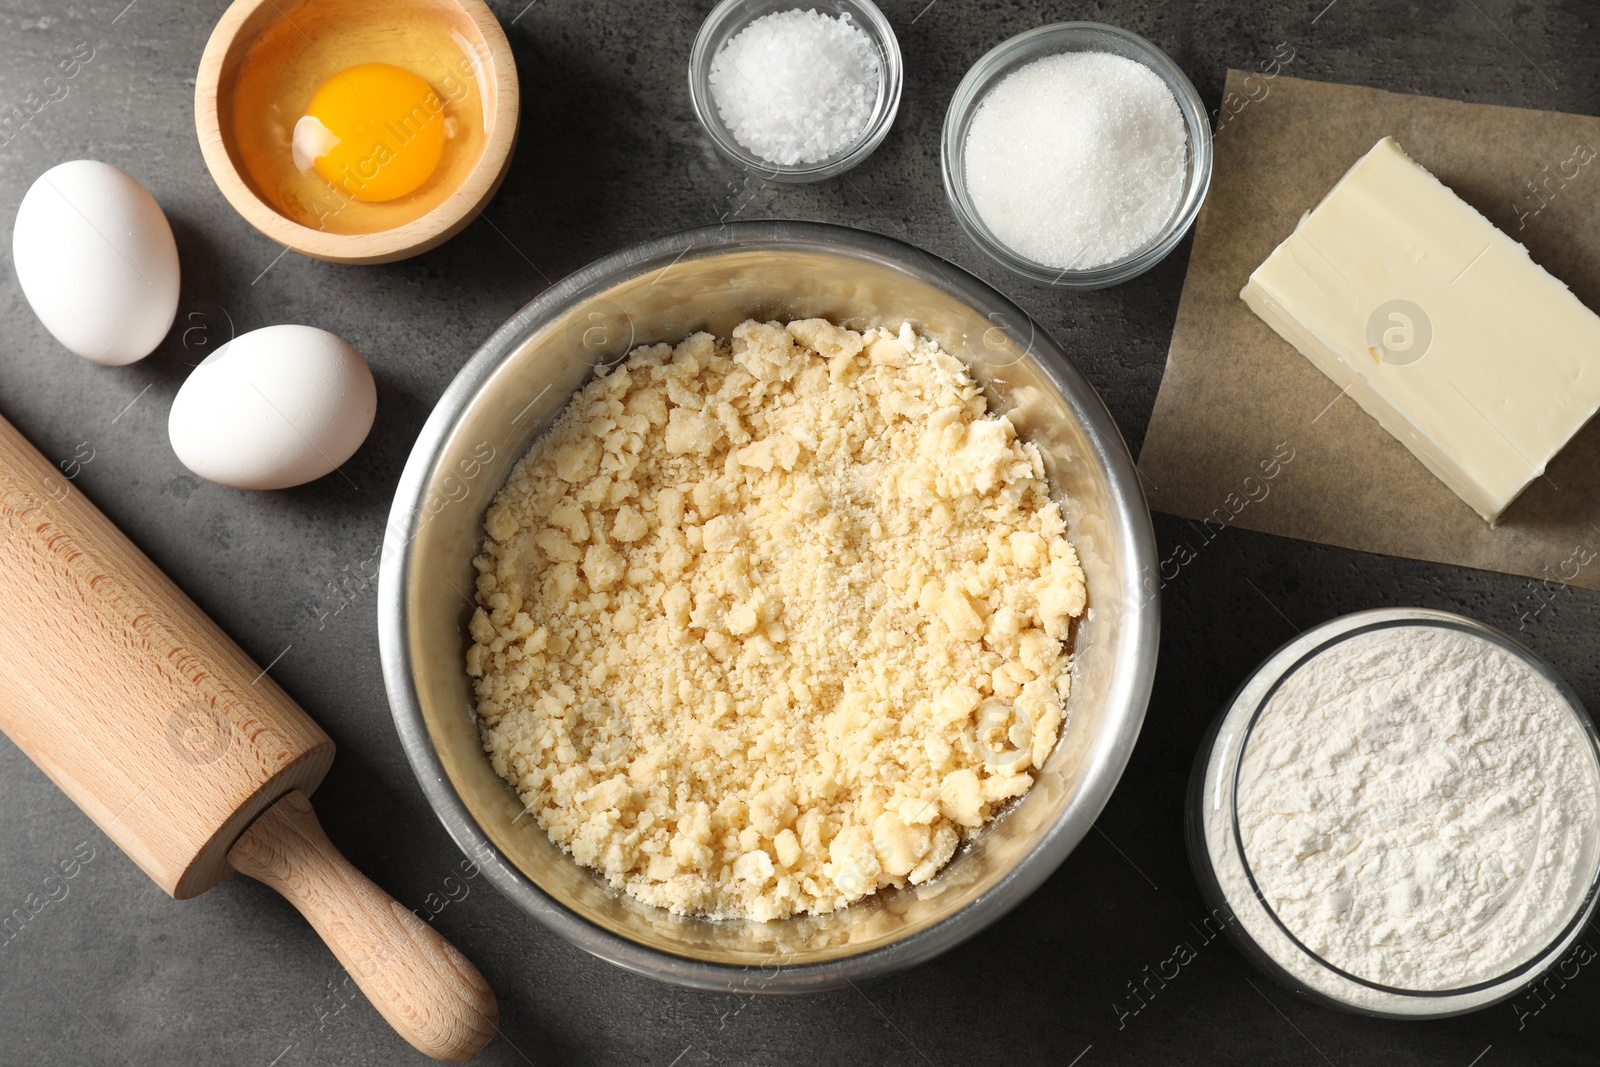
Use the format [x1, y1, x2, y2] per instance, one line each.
[1138, 71, 1600, 588]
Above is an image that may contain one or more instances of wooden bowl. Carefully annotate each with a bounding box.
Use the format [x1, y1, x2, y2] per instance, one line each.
[194, 0, 519, 265]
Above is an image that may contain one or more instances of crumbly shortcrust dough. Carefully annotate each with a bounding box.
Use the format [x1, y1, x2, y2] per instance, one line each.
[468, 319, 1086, 920]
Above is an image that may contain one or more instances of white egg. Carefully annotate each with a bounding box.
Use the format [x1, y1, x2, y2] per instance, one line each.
[12, 159, 181, 366]
[168, 324, 376, 490]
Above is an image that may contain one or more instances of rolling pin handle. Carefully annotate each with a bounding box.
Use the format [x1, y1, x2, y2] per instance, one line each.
[228, 791, 498, 1062]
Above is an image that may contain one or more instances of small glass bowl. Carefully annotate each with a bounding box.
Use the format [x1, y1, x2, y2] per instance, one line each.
[688, 0, 903, 183]
[940, 22, 1213, 289]
[1186, 608, 1600, 1019]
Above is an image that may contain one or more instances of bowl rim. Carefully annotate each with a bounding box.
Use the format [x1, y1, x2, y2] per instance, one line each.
[193, 0, 520, 265]
[377, 220, 1160, 992]
[939, 21, 1215, 289]
[686, 0, 904, 183]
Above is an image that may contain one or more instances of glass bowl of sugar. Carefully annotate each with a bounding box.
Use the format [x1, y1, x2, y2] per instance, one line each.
[1187, 608, 1600, 1019]
[689, 0, 903, 182]
[941, 22, 1213, 289]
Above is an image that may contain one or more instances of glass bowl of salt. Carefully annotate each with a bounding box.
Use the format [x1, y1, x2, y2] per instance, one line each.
[689, 0, 903, 182]
[941, 22, 1213, 289]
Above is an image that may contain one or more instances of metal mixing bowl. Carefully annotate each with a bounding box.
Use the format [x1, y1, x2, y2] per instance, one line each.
[378, 221, 1158, 992]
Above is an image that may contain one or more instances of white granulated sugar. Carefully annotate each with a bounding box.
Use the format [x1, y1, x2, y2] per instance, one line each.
[708, 9, 880, 166]
[1234, 627, 1600, 991]
[963, 51, 1187, 270]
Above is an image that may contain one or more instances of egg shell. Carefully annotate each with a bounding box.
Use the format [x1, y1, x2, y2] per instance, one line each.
[169, 324, 376, 490]
[12, 160, 181, 366]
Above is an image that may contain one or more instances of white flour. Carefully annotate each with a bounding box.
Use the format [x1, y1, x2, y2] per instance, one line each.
[1231, 626, 1599, 992]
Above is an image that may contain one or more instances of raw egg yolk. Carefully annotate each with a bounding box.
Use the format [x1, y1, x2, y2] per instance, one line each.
[292, 63, 445, 203]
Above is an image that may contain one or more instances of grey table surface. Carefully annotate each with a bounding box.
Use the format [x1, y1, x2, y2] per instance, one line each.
[1, 0, 1598, 1064]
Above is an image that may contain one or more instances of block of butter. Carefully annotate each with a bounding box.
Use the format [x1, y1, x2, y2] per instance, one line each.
[1241, 136, 1600, 522]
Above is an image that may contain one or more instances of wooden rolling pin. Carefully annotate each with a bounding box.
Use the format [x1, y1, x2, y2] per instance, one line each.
[0, 412, 497, 1061]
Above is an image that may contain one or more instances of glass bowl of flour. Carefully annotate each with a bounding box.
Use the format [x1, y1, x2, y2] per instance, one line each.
[1188, 607, 1600, 1018]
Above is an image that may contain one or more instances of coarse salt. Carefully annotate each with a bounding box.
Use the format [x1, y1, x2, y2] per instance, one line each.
[964, 51, 1187, 270]
[708, 8, 880, 167]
